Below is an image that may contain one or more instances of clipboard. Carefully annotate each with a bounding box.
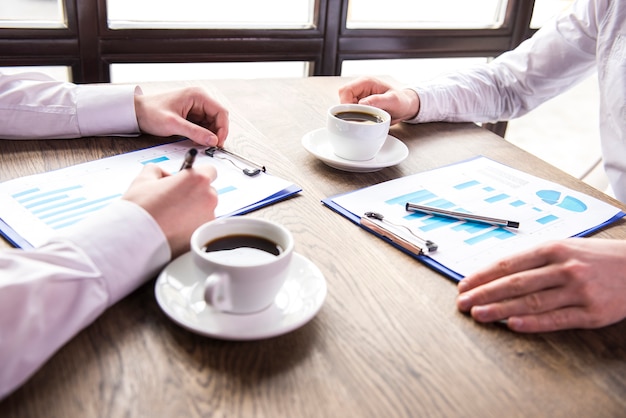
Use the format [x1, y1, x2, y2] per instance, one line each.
[322, 156, 626, 282]
[0, 140, 301, 249]
[323, 196, 465, 281]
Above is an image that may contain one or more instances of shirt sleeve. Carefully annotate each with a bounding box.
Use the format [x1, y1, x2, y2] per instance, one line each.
[0, 200, 171, 400]
[406, 0, 598, 124]
[0, 71, 141, 139]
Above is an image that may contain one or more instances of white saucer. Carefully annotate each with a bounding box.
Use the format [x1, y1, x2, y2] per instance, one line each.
[155, 252, 327, 340]
[301, 128, 409, 172]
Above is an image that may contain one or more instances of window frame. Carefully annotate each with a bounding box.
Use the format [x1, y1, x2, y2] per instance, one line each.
[1, 0, 535, 83]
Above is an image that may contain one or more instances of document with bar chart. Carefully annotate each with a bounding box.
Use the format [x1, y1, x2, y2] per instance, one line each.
[323, 156, 625, 281]
[0, 140, 300, 249]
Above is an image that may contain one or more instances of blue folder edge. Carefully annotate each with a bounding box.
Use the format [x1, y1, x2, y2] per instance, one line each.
[322, 194, 626, 282]
[1, 184, 302, 250]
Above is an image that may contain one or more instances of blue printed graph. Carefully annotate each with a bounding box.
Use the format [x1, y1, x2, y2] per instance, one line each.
[12, 186, 121, 230]
[464, 227, 515, 245]
[12, 181, 240, 231]
[382, 180, 587, 246]
[454, 180, 480, 189]
[384, 184, 517, 246]
[10, 150, 241, 231]
[485, 193, 509, 203]
[537, 190, 587, 212]
[217, 185, 237, 195]
[537, 214, 559, 224]
[386, 189, 436, 205]
[141, 156, 170, 165]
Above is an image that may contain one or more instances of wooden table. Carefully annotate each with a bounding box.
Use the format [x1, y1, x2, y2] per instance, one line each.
[2, 77, 626, 417]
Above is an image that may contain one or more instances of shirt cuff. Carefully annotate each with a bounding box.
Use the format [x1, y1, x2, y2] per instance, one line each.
[76, 84, 142, 137]
[56, 199, 171, 306]
[404, 87, 433, 124]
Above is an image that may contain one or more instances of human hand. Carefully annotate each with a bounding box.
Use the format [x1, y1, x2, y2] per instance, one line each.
[122, 163, 218, 257]
[456, 238, 626, 333]
[338, 76, 420, 124]
[134, 87, 229, 147]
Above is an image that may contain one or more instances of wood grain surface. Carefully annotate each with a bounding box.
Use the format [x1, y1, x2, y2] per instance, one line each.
[1, 77, 626, 418]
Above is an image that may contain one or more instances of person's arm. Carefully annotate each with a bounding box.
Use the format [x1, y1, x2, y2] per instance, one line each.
[410, 0, 599, 124]
[0, 163, 217, 399]
[339, 0, 601, 125]
[0, 200, 167, 399]
[0, 72, 229, 146]
[0, 71, 139, 139]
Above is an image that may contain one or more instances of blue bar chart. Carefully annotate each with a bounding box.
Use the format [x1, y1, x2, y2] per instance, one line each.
[380, 176, 592, 249]
[0, 139, 296, 248]
[329, 156, 621, 278]
[384, 185, 517, 246]
[12, 185, 122, 230]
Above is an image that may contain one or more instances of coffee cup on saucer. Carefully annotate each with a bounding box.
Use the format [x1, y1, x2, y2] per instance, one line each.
[327, 103, 391, 161]
[190, 217, 294, 315]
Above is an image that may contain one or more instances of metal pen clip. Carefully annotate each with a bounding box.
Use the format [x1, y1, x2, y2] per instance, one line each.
[205, 146, 266, 177]
[361, 211, 438, 254]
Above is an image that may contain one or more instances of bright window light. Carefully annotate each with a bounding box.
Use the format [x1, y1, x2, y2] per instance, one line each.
[0, 0, 66, 29]
[107, 0, 315, 29]
[341, 58, 489, 85]
[346, 0, 507, 29]
[0, 66, 71, 82]
[110, 62, 309, 83]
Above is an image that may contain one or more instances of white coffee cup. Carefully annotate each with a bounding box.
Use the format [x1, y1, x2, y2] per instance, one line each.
[327, 103, 391, 161]
[190, 217, 294, 314]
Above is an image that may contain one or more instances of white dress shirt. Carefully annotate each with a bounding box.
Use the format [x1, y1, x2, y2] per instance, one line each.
[410, 0, 626, 203]
[0, 72, 171, 399]
[0, 71, 139, 139]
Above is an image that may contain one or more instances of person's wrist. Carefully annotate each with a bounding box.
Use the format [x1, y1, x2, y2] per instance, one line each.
[403, 88, 420, 120]
[133, 95, 143, 129]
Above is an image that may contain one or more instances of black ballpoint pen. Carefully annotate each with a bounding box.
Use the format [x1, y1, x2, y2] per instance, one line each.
[179, 148, 198, 171]
[405, 202, 520, 229]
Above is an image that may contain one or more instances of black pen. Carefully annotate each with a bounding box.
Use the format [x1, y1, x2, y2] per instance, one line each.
[405, 202, 520, 229]
[179, 148, 198, 171]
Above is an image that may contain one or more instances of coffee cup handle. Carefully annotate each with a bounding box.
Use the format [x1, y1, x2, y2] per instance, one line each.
[203, 272, 232, 311]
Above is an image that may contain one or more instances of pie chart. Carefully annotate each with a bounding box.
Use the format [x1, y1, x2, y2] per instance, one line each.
[536, 190, 587, 212]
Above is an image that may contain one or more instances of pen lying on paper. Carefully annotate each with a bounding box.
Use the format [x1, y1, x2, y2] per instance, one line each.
[405, 202, 520, 229]
[179, 148, 198, 171]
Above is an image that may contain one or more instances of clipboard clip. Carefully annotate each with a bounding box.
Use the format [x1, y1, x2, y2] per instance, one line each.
[360, 211, 438, 254]
[205, 146, 266, 177]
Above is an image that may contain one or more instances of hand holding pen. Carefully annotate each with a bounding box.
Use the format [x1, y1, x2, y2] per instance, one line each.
[122, 147, 217, 257]
[179, 148, 198, 171]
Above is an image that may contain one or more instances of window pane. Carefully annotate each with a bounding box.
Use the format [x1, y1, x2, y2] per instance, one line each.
[0, 0, 66, 29]
[530, 0, 575, 29]
[107, 0, 315, 29]
[347, 0, 507, 29]
[0, 66, 71, 82]
[506, 74, 605, 191]
[110, 62, 309, 83]
[341, 58, 489, 85]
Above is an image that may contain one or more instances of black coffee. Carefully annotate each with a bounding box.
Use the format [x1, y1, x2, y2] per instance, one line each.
[334, 111, 383, 124]
[203, 234, 282, 263]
